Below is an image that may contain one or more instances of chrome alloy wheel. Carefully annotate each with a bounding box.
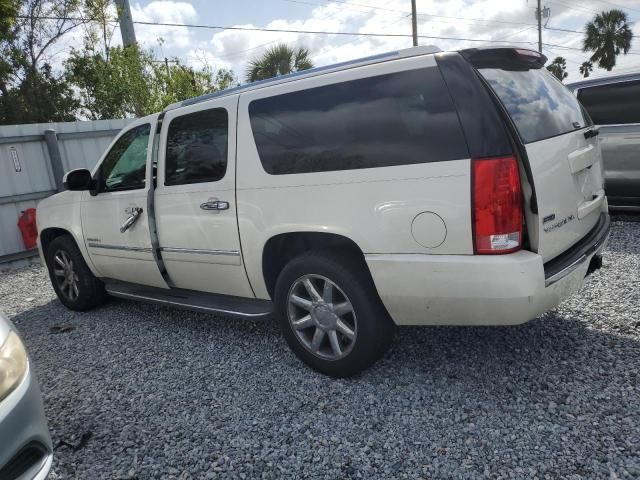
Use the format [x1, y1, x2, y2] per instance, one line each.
[52, 250, 80, 302]
[287, 274, 357, 360]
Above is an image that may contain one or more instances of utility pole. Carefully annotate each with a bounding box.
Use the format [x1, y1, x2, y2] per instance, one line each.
[115, 0, 137, 48]
[536, 0, 542, 53]
[411, 0, 418, 47]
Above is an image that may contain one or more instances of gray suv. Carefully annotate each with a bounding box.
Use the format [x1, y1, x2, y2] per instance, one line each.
[568, 73, 640, 210]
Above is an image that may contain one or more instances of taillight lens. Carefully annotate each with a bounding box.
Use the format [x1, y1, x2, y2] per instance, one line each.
[472, 155, 523, 254]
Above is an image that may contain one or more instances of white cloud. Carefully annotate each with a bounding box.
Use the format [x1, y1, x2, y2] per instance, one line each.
[131, 0, 198, 49]
[35, 0, 640, 85]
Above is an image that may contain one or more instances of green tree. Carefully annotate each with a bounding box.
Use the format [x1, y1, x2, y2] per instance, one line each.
[583, 9, 633, 71]
[579, 61, 594, 78]
[0, 0, 19, 38]
[546, 56, 568, 81]
[66, 44, 238, 119]
[246, 43, 313, 82]
[0, 0, 19, 100]
[0, 0, 85, 124]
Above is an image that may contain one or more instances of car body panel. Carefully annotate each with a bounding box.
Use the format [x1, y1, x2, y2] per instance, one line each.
[235, 54, 473, 299]
[568, 73, 640, 209]
[154, 95, 254, 297]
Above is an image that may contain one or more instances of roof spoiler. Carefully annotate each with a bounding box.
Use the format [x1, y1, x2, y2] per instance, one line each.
[460, 48, 547, 71]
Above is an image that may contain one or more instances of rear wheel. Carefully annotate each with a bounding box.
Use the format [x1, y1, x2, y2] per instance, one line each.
[46, 235, 107, 311]
[275, 251, 395, 377]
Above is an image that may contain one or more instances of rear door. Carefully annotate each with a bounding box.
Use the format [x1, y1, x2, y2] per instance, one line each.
[154, 96, 254, 298]
[576, 79, 640, 206]
[473, 51, 605, 261]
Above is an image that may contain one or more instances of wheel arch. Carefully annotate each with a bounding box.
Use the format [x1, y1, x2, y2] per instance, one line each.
[39, 226, 100, 277]
[40, 227, 74, 257]
[261, 231, 372, 300]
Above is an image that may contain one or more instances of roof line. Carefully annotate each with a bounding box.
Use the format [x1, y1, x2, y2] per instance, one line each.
[163, 45, 441, 112]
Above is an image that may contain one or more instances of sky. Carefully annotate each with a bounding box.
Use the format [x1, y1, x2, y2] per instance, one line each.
[61, 0, 640, 83]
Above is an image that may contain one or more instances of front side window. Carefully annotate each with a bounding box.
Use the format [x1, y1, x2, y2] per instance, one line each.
[479, 68, 591, 143]
[578, 80, 640, 125]
[248, 67, 469, 175]
[101, 124, 150, 192]
[165, 108, 228, 186]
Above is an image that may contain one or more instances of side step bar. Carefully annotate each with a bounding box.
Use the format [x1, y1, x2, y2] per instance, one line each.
[104, 280, 273, 319]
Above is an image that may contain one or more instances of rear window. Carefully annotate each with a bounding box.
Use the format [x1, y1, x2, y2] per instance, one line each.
[479, 68, 591, 144]
[248, 67, 469, 175]
[578, 80, 640, 125]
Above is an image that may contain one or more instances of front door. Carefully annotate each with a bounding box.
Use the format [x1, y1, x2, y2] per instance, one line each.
[82, 120, 168, 288]
[154, 96, 253, 297]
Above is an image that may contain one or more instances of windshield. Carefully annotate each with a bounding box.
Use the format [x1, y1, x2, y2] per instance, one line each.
[478, 68, 591, 144]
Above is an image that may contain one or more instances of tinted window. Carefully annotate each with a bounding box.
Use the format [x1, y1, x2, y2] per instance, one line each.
[165, 109, 228, 186]
[479, 68, 591, 143]
[249, 67, 468, 175]
[102, 124, 150, 192]
[578, 80, 640, 125]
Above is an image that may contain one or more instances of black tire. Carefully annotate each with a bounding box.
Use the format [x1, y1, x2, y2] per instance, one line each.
[46, 235, 107, 311]
[275, 250, 395, 377]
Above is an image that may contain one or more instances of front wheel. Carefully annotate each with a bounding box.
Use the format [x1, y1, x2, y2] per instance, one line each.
[46, 235, 107, 311]
[275, 251, 395, 377]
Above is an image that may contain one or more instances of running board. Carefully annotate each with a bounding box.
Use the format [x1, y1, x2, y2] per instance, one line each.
[104, 280, 273, 318]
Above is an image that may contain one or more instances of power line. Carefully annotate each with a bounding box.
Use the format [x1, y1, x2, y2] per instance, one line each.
[125, 19, 539, 45]
[570, 0, 640, 14]
[325, 0, 537, 26]
[543, 41, 640, 55]
[545, 26, 584, 33]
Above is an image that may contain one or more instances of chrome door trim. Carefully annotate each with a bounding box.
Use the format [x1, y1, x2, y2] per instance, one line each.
[87, 243, 153, 253]
[147, 111, 175, 288]
[160, 247, 240, 256]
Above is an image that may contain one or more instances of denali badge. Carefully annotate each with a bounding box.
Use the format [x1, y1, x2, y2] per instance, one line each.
[543, 214, 575, 233]
[543, 214, 556, 224]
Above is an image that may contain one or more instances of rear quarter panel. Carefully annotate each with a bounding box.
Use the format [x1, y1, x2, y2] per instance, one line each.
[236, 55, 473, 299]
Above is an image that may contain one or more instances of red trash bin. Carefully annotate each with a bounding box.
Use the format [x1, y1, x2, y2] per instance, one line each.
[17, 208, 38, 249]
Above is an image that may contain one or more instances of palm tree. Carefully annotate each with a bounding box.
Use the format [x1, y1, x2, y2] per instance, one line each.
[579, 61, 594, 78]
[583, 9, 633, 71]
[246, 44, 313, 82]
[546, 57, 568, 81]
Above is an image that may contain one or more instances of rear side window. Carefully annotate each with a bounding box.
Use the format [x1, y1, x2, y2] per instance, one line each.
[165, 108, 228, 186]
[578, 80, 640, 125]
[479, 68, 591, 144]
[248, 67, 469, 175]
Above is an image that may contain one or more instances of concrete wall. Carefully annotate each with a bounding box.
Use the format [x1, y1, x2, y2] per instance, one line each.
[0, 118, 133, 263]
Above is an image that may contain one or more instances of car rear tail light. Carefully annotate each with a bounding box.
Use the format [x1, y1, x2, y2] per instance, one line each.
[472, 155, 523, 254]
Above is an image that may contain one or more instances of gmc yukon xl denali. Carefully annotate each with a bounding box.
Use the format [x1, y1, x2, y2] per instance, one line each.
[36, 47, 610, 377]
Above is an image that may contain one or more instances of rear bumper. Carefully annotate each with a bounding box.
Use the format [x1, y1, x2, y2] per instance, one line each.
[365, 215, 609, 326]
[0, 367, 53, 480]
[544, 213, 610, 287]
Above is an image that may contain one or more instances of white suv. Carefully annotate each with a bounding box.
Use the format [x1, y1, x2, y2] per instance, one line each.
[37, 47, 610, 377]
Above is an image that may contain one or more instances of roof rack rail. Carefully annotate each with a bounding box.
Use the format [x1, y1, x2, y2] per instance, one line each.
[163, 45, 441, 112]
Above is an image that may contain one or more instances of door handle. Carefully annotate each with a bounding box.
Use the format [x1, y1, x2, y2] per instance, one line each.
[584, 128, 599, 139]
[120, 207, 143, 233]
[200, 200, 229, 211]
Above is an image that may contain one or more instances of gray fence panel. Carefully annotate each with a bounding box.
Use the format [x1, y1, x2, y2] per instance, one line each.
[0, 118, 132, 262]
[56, 118, 130, 172]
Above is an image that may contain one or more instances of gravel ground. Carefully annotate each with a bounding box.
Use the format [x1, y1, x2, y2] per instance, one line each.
[1, 216, 639, 479]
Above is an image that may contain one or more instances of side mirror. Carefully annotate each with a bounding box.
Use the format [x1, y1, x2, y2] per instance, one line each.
[63, 168, 93, 191]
